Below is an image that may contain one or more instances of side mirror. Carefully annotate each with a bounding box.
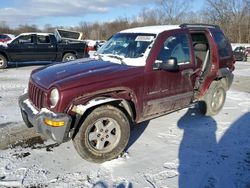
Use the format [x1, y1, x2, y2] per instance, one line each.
[160, 57, 179, 71]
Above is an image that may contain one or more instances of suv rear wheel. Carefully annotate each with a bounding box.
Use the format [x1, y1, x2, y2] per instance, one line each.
[62, 53, 76, 62]
[73, 105, 130, 163]
[199, 80, 226, 116]
[243, 56, 247, 62]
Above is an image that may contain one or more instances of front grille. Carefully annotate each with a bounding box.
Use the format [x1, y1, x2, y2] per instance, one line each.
[28, 81, 44, 110]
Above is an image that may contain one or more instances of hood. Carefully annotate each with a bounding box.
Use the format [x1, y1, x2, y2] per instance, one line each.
[31, 58, 139, 90]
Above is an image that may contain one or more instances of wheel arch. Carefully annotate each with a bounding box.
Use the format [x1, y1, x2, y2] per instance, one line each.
[198, 67, 233, 98]
[62, 51, 77, 57]
[71, 97, 136, 122]
[62, 51, 77, 61]
[70, 97, 136, 141]
[0, 51, 9, 61]
[217, 68, 234, 90]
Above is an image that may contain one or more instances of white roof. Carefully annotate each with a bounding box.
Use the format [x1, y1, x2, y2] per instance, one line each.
[18, 32, 52, 36]
[7, 32, 52, 44]
[120, 25, 180, 35]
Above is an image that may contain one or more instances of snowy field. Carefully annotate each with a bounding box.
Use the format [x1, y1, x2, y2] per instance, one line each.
[0, 61, 250, 187]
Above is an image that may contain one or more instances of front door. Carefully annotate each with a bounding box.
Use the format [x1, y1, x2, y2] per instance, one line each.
[7, 34, 36, 62]
[143, 31, 195, 119]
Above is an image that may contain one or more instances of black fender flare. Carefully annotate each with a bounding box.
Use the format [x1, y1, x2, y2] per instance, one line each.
[217, 68, 234, 90]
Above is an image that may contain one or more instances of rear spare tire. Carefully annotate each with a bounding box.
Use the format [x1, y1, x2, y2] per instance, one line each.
[73, 105, 130, 163]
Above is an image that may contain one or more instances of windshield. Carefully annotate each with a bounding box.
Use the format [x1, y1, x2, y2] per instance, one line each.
[97, 33, 156, 61]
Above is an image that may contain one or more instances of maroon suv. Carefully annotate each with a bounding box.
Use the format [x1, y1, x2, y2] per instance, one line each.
[19, 24, 235, 163]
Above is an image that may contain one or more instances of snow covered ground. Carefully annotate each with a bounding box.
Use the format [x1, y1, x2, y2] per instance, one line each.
[0, 62, 250, 187]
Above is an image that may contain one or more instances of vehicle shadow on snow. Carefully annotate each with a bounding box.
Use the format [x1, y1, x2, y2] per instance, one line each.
[7, 61, 53, 69]
[126, 121, 150, 150]
[92, 181, 133, 188]
[178, 108, 250, 188]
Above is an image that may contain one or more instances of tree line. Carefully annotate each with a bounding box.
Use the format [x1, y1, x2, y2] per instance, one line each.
[0, 0, 249, 43]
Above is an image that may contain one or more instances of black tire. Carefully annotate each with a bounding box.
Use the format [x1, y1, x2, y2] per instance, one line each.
[73, 105, 130, 163]
[247, 56, 250, 62]
[62, 53, 76, 62]
[0, 54, 7, 69]
[199, 81, 226, 116]
[243, 56, 247, 62]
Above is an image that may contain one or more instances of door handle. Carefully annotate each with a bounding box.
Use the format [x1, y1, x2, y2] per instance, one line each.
[181, 69, 194, 77]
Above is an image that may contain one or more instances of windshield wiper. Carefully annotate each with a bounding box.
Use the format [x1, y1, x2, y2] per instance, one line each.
[106, 54, 126, 65]
[97, 54, 103, 60]
[93, 53, 103, 61]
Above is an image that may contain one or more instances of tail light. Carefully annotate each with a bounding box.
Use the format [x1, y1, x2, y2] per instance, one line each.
[87, 46, 96, 52]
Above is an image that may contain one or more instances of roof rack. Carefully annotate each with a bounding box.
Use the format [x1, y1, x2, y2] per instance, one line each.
[179, 23, 220, 29]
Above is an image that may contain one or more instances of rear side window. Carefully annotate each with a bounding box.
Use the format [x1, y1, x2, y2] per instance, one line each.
[212, 31, 231, 58]
[37, 35, 50, 43]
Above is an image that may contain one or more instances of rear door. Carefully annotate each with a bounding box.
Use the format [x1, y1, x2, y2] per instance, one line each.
[195, 29, 234, 96]
[142, 30, 196, 119]
[35, 35, 57, 61]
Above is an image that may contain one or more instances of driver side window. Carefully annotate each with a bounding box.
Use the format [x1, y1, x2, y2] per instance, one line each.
[156, 33, 190, 65]
[13, 35, 33, 44]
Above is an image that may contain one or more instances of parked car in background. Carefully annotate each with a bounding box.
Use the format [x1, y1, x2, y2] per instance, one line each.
[0, 34, 15, 43]
[85, 40, 106, 57]
[19, 24, 235, 163]
[0, 29, 89, 69]
[85, 40, 98, 56]
[234, 46, 250, 62]
[98, 40, 106, 47]
[244, 47, 250, 61]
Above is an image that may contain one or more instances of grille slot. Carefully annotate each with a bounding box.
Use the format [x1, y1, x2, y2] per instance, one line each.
[28, 82, 44, 110]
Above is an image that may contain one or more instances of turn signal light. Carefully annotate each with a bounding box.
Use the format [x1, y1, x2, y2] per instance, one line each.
[44, 118, 65, 127]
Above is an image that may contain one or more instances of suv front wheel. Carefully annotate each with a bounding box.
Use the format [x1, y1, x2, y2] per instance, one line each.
[0, 54, 7, 69]
[199, 80, 226, 116]
[73, 105, 130, 163]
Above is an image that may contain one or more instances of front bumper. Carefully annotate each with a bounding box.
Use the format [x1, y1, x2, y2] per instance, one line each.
[18, 93, 72, 143]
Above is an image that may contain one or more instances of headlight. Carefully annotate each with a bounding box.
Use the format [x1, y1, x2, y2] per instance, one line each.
[49, 88, 59, 108]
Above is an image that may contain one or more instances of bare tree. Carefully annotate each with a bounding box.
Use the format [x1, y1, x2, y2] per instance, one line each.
[247, 0, 250, 43]
[0, 21, 12, 34]
[205, 0, 250, 43]
[1, 0, 249, 43]
[137, 8, 158, 26]
[43, 24, 56, 33]
[77, 21, 90, 39]
[157, 0, 192, 24]
[17, 24, 40, 34]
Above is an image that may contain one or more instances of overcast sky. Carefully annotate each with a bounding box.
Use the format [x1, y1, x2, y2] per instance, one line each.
[0, 0, 204, 28]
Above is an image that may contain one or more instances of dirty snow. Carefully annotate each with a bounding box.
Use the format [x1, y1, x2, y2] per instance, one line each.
[0, 61, 250, 187]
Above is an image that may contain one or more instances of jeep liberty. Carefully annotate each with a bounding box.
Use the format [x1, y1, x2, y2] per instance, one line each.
[19, 24, 235, 163]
